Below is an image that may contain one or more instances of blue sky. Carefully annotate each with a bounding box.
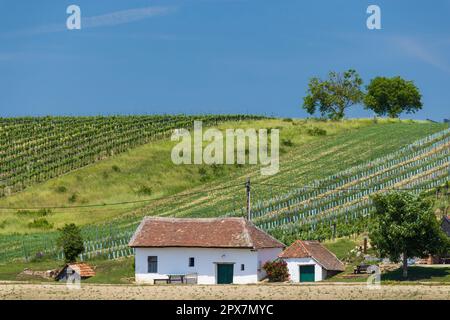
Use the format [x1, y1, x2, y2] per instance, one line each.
[0, 0, 449, 120]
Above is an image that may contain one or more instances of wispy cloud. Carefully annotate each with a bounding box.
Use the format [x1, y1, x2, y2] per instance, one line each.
[3, 6, 177, 37]
[391, 36, 450, 74]
[82, 6, 177, 29]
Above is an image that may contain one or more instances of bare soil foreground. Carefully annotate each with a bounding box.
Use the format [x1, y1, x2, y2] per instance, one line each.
[0, 283, 449, 300]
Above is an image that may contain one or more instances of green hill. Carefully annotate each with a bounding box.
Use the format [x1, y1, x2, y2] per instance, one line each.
[0, 115, 263, 197]
[0, 117, 448, 262]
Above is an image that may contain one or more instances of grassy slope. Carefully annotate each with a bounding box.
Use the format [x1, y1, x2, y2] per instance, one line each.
[323, 238, 358, 261]
[0, 118, 446, 234]
[134, 119, 447, 220]
[0, 257, 134, 284]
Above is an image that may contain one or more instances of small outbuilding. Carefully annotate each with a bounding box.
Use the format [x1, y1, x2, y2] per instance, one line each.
[128, 217, 285, 284]
[279, 240, 344, 282]
[55, 263, 96, 281]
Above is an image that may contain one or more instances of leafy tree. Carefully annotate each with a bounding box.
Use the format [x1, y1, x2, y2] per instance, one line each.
[369, 192, 449, 278]
[364, 76, 422, 118]
[302, 69, 364, 120]
[57, 223, 84, 263]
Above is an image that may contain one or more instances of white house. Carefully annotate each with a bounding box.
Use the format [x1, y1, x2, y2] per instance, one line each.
[128, 217, 285, 284]
[279, 240, 344, 282]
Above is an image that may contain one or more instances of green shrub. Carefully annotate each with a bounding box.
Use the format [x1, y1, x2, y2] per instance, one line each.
[198, 167, 210, 182]
[112, 165, 121, 172]
[68, 193, 78, 203]
[211, 164, 224, 176]
[28, 218, 54, 230]
[30, 251, 47, 262]
[0, 220, 6, 229]
[137, 185, 152, 196]
[56, 185, 67, 193]
[263, 259, 289, 282]
[306, 127, 327, 136]
[17, 209, 52, 217]
[281, 139, 294, 147]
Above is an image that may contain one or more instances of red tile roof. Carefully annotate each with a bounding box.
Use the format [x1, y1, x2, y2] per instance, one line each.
[279, 240, 345, 271]
[128, 217, 285, 249]
[69, 263, 96, 277]
[55, 263, 96, 279]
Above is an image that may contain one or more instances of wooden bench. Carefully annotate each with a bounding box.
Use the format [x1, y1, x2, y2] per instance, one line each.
[168, 274, 185, 284]
[154, 278, 169, 284]
[353, 264, 369, 274]
[153, 274, 197, 284]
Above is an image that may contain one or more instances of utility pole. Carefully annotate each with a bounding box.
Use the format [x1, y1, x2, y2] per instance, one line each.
[332, 223, 336, 241]
[363, 236, 368, 254]
[246, 178, 251, 220]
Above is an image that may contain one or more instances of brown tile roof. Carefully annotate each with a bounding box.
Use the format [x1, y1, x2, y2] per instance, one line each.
[279, 240, 345, 271]
[128, 217, 285, 249]
[68, 263, 96, 277]
[55, 263, 95, 279]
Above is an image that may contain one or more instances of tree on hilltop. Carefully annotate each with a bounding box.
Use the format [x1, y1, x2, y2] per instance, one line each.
[302, 69, 364, 120]
[364, 76, 422, 118]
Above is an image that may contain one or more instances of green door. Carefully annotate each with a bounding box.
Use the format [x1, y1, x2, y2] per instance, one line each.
[217, 264, 234, 284]
[299, 265, 315, 282]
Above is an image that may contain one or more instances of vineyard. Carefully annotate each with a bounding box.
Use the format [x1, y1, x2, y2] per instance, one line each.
[251, 128, 450, 243]
[0, 119, 448, 263]
[0, 115, 264, 197]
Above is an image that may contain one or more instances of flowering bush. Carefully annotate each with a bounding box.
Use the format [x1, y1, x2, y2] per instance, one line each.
[263, 259, 289, 282]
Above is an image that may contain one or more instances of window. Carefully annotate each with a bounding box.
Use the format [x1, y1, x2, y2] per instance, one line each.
[148, 256, 158, 273]
[241, 264, 245, 271]
[189, 257, 195, 267]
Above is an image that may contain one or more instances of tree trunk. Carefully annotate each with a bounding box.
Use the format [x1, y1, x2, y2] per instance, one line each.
[402, 253, 408, 279]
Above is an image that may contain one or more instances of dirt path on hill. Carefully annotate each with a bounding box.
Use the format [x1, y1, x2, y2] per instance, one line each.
[0, 283, 449, 300]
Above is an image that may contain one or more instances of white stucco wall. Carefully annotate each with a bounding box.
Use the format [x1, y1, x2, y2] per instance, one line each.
[256, 247, 284, 280]
[134, 247, 261, 284]
[284, 257, 324, 282]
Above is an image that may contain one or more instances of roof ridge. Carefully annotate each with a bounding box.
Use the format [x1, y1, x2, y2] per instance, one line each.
[299, 240, 311, 257]
[128, 217, 147, 247]
[246, 219, 285, 248]
[242, 219, 254, 249]
[305, 241, 345, 270]
[312, 241, 343, 265]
